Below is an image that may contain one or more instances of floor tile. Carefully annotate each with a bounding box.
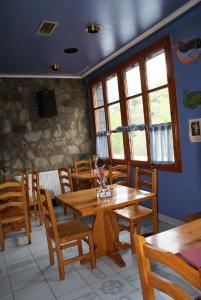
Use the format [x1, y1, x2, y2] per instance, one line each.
[0, 276, 12, 297]
[117, 290, 143, 300]
[9, 265, 45, 292]
[131, 278, 142, 291]
[58, 286, 100, 300]
[0, 294, 14, 300]
[4, 234, 26, 248]
[37, 257, 74, 280]
[47, 270, 88, 297]
[3, 245, 31, 262]
[0, 256, 7, 279]
[102, 250, 138, 273]
[90, 273, 135, 300]
[77, 260, 116, 284]
[154, 290, 173, 300]
[118, 266, 139, 287]
[28, 240, 49, 256]
[6, 255, 37, 275]
[13, 282, 56, 300]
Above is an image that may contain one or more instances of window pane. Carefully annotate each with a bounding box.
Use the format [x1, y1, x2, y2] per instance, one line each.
[94, 83, 104, 107]
[128, 96, 145, 125]
[95, 108, 106, 132]
[146, 51, 168, 90]
[125, 64, 141, 96]
[107, 75, 119, 103]
[108, 103, 122, 130]
[111, 133, 125, 159]
[149, 88, 171, 124]
[130, 130, 147, 161]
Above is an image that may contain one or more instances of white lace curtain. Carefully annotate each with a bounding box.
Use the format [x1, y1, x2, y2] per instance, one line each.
[96, 123, 174, 163]
[149, 123, 174, 163]
[96, 132, 109, 159]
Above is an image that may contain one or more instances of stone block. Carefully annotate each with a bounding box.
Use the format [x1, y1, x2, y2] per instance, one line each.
[35, 157, 49, 169]
[67, 145, 80, 155]
[24, 131, 42, 142]
[13, 158, 23, 170]
[43, 129, 51, 139]
[49, 155, 64, 166]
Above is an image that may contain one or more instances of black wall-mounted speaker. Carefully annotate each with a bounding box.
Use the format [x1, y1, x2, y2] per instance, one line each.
[37, 89, 57, 117]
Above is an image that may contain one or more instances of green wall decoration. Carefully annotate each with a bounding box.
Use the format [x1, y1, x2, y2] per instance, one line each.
[183, 90, 201, 109]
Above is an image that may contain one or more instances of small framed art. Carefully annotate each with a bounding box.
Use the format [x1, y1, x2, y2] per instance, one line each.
[189, 118, 201, 142]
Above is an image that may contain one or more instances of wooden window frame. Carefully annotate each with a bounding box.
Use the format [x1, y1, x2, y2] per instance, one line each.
[90, 35, 182, 172]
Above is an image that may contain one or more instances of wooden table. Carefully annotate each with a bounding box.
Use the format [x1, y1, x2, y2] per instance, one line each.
[146, 219, 201, 290]
[56, 184, 157, 267]
[71, 169, 109, 188]
[146, 218, 201, 254]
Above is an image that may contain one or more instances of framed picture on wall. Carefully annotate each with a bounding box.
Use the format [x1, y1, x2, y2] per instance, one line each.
[189, 118, 201, 142]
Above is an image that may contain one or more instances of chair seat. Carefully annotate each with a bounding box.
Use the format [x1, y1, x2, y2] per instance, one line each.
[1, 215, 24, 224]
[49, 220, 92, 242]
[114, 205, 153, 222]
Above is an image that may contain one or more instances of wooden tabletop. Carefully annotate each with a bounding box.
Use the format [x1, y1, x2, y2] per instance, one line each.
[146, 218, 201, 254]
[56, 184, 155, 216]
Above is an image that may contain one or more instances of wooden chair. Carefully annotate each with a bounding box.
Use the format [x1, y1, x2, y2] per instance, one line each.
[39, 188, 96, 280]
[113, 167, 157, 253]
[57, 165, 74, 215]
[21, 169, 42, 226]
[108, 163, 131, 186]
[30, 170, 43, 225]
[74, 159, 93, 190]
[135, 234, 201, 300]
[0, 181, 31, 250]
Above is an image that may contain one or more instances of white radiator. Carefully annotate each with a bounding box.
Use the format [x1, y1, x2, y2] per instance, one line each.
[15, 170, 64, 197]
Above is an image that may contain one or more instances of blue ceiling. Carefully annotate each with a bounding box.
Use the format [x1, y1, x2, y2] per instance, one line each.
[0, 0, 199, 77]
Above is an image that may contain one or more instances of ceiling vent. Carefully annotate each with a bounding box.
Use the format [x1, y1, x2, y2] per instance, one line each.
[37, 20, 58, 36]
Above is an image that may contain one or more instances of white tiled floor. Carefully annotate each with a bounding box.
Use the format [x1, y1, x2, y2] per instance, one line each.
[0, 207, 200, 300]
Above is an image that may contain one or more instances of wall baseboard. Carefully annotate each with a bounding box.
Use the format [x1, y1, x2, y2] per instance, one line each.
[158, 213, 184, 226]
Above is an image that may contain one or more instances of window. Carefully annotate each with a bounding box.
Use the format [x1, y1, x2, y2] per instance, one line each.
[90, 36, 182, 171]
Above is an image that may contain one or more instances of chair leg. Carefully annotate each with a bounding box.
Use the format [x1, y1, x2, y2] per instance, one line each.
[46, 234, 54, 265]
[0, 224, 5, 251]
[88, 232, 96, 269]
[38, 204, 43, 226]
[78, 239, 83, 257]
[63, 204, 67, 216]
[56, 244, 65, 280]
[136, 222, 141, 235]
[129, 222, 135, 253]
[24, 216, 31, 245]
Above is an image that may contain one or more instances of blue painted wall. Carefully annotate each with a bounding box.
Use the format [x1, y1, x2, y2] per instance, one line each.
[86, 4, 201, 221]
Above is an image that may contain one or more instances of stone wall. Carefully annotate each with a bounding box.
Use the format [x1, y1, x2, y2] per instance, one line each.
[0, 78, 92, 178]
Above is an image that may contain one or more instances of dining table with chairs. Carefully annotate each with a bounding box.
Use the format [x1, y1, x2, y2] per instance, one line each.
[56, 183, 158, 267]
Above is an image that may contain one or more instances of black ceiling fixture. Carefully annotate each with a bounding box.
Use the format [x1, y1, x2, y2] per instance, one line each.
[64, 48, 79, 54]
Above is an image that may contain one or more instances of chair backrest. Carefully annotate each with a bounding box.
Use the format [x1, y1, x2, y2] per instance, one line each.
[32, 170, 39, 202]
[0, 181, 28, 218]
[108, 163, 131, 186]
[74, 159, 92, 174]
[21, 169, 29, 198]
[134, 167, 157, 194]
[57, 166, 73, 194]
[39, 188, 60, 242]
[135, 234, 201, 300]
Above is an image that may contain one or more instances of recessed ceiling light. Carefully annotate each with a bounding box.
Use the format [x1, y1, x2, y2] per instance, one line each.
[64, 48, 79, 54]
[85, 23, 102, 34]
[50, 63, 61, 71]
